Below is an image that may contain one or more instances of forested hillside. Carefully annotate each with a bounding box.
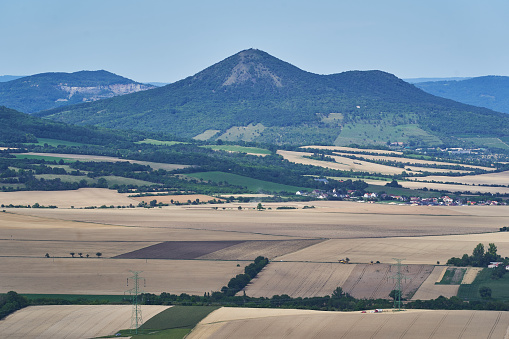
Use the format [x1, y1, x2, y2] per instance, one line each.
[36, 49, 509, 147]
[0, 106, 139, 145]
[0, 70, 153, 113]
[414, 76, 509, 114]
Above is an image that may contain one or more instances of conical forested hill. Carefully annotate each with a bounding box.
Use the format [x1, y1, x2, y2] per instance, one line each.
[36, 49, 509, 146]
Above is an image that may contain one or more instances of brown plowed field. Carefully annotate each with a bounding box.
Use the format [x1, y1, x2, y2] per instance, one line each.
[188, 308, 509, 339]
[241, 262, 357, 298]
[0, 305, 169, 339]
[197, 239, 324, 260]
[341, 264, 433, 299]
[114, 240, 246, 259]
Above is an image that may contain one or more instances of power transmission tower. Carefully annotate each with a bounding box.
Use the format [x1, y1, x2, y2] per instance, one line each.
[390, 258, 408, 311]
[126, 270, 145, 334]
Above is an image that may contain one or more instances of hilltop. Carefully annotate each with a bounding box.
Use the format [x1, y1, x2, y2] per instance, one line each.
[0, 70, 154, 113]
[414, 76, 509, 114]
[36, 49, 509, 147]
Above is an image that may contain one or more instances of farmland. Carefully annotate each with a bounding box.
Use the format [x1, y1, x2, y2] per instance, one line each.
[0, 305, 169, 339]
[188, 307, 509, 339]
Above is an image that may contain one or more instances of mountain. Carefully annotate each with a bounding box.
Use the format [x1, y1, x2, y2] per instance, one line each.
[0, 70, 154, 113]
[36, 49, 509, 147]
[414, 76, 509, 114]
[0, 75, 25, 82]
[404, 77, 471, 84]
[0, 106, 137, 145]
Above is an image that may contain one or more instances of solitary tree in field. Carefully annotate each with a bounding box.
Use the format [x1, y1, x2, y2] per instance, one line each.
[96, 252, 102, 258]
[78, 252, 83, 258]
[70, 252, 75, 258]
[45, 253, 50, 258]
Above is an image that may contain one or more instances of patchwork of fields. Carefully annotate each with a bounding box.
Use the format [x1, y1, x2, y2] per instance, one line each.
[2, 197, 509, 337]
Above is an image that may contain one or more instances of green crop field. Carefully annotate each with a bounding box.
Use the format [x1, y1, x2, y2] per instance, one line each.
[135, 139, 186, 146]
[458, 268, 509, 301]
[113, 306, 220, 339]
[201, 144, 271, 155]
[187, 171, 305, 193]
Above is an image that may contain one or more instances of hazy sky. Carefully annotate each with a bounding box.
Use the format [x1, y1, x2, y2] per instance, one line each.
[1, 0, 508, 83]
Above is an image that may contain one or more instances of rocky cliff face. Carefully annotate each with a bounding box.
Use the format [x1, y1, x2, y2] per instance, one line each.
[58, 83, 154, 102]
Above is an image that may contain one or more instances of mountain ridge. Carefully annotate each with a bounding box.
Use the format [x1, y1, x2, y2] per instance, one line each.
[414, 75, 509, 114]
[35, 49, 509, 147]
[0, 70, 154, 113]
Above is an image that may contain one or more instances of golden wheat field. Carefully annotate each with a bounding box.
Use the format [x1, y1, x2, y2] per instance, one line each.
[0, 305, 169, 339]
[188, 307, 509, 339]
[414, 170, 509, 186]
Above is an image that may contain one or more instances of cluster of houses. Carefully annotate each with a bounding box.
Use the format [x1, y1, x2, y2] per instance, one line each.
[295, 189, 506, 206]
[488, 262, 509, 270]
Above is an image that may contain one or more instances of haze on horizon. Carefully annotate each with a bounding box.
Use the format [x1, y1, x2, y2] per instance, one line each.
[1, 0, 508, 83]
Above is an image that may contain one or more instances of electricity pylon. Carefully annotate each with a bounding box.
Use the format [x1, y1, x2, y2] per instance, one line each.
[390, 258, 407, 311]
[126, 270, 144, 334]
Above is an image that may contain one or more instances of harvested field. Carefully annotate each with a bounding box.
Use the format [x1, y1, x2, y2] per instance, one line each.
[411, 266, 459, 300]
[0, 239, 157, 258]
[333, 152, 493, 171]
[22, 152, 189, 171]
[277, 232, 509, 264]
[0, 257, 243, 295]
[198, 239, 324, 260]
[414, 170, 509, 186]
[0, 212, 292, 242]
[277, 150, 468, 175]
[0, 305, 169, 339]
[300, 145, 403, 155]
[241, 262, 357, 297]
[0, 188, 138, 208]
[399, 180, 509, 194]
[188, 307, 509, 339]
[340, 264, 433, 299]
[114, 241, 245, 259]
[12, 202, 509, 239]
[462, 267, 483, 284]
[130, 194, 223, 204]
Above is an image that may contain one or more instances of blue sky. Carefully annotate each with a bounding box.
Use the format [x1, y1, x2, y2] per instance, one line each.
[1, 0, 508, 83]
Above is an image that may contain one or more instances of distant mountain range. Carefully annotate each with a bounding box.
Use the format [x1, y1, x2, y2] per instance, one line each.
[413, 76, 509, 114]
[0, 75, 25, 82]
[0, 70, 154, 113]
[32, 49, 509, 147]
